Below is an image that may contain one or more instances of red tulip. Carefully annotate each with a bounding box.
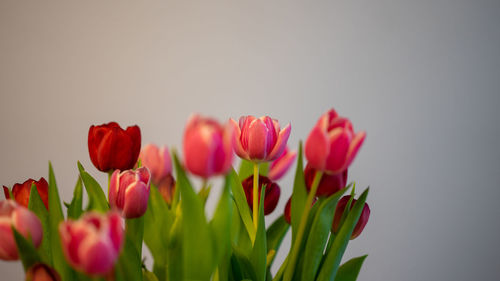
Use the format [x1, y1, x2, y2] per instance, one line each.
[304, 163, 347, 197]
[183, 114, 234, 178]
[0, 200, 43, 260]
[109, 167, 151, 218]
[305, 109, 365, 174]
[332, 196, 370, 239]
[3, 178, 49, 210]
[88, 122, 141, 172]
[59, 212, 123, 275]
[231, 115, 291, 162]
[25, 263, 61, 281]
[268, 147, 297, 181]
[139, 144, 172, 185]
[241, 175, 280, 215]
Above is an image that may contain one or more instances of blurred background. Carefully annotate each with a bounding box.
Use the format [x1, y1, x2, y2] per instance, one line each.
[1, 1, 499, 280]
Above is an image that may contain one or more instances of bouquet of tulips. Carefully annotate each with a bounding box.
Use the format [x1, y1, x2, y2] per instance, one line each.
[1, 108, 370, 281]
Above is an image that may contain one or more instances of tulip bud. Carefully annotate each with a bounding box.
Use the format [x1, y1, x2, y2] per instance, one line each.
[268, 147, 297, 181]
[109, 167, 151, 218]
[283, 196, 317, 225]
[305, 109, 365, 174]
[3, 177, 49, 210]
[0, 200, 43, 260]
[25, 263, 61, 281]
[139, 144, 172, 185]
[241, 175, 280, 215]
[332, 196, 370, 239]
[304, 163, 347, 197]
[231, 115, 291, 163]
[59, 212, 123, 275]
[157, 174, 176, 205]
[88, 122, 141, 172]
[183, 114, 234, 178]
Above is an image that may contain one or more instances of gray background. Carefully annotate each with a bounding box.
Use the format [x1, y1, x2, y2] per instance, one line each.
[1, 1, 499, 280]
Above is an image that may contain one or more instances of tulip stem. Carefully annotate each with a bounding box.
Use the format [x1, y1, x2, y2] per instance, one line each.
[283, 170, 323, 281]
[253, 162, 260, 229]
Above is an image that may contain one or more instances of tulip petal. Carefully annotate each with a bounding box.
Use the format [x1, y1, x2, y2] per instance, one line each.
[108, 170, 120, 210]
[247, 119, 269, 160]
[231, 118, 249, 160]
[122, 182, 149, 219]
[267, 123, 291, 161]
[107, 213, 123, 253]
[305, 126, 329, 170]
[0, 220, 17, 260]
[268, 150, 297, 181]
[324, 129, 350, 174]
[184, 126, 215, 178]
[79, 237, 116, 275]
[12, 208, 42, 247]
[345, 131, 366, 168]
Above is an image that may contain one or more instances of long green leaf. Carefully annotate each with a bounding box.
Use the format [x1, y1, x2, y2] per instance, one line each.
[12, 227, 42, 271]
[229, 168, 256, 242]
[316, 188, 369, 281]
[291, 142, 307, 243]
[28, 184, 51, 264]
[301, 188, 347, 281]
[210, 174, 232, 270]
[266, 215, 289, 268]
[231, 247, 258, 281]
[67, 177, 83, 219]
[77, 162, 109, 212]
[116, 234, 143, 281]
[334, 255, 367, 281]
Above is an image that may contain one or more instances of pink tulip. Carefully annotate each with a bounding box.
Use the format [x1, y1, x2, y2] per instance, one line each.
[109, 167, 151, 219]
[268, 147, 297, 181]
[332, 196, 370, 240]
[139, 144, 172, 185]
[183, 114, 234, 178]
[231, 115, 291, 162]
[0, 200, 43, 260]
[305, 109, 366, 174]
[59, 212, 123, 275]
[25, 263, 61, 281]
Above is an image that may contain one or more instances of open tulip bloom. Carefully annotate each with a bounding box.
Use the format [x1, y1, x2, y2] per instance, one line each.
[2, 109, 370, 281]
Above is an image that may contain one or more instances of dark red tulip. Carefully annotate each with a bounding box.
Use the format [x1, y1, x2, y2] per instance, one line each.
[304, 163, 347, 197]
[332, 196, 370, 239]
[283, 196, 317, 224]
[242, 175, 280, 215]
[88, 122, 141, 172]
[3, 178, 49, 210]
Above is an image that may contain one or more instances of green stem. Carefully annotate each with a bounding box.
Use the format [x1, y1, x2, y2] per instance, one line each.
[283, 170, 323, 281]
[253, 163, 260, 230]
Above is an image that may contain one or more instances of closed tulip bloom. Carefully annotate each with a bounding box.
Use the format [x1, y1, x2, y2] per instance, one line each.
[0, 200, 43, 260]
[231, 115, 291, 162]
[3, 177, 49, 210]
[241, 175, 280, 215]
[25, 263, 61, 281]
[59, 212, 123, 275]
[268, 147, 297, 181]
[305, 109, 365, 174]
[332, 196, 370, 240]
[88, 122, 141, 172]
[157, 174, 176, 205]
[109, 167, 151, 218]
[183, 114, 234, 178]
[139, 144, 172, 185]
[304, 163, 347, 197]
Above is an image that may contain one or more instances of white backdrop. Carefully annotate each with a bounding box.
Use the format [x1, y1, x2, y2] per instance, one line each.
[1, 1, 500, 280]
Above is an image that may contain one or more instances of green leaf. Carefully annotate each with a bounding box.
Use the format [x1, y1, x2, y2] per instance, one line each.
[12, 227, 42, 271]
[173, 151, 215, 280]
[28, 184, 51, 264]
[229, 168, 256, 242]
[143, 269, 159, 281]
[250, 184, 267, 281]
[238, 159, 269, 180]
[77, 162, 109, 212]
[291, 142, 307, 243]
[231, 247, 258, 281]
[116, 234, 143, 281]
[301, 188, 347, 281]
[334, 255, 367, 281]
[210, 174, 232, 267]
[316, 188, 369, 281]
[266, 216, 289, 267]
[67, 177, 83, 219]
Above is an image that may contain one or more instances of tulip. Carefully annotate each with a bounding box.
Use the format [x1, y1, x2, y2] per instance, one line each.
[109, 167, 151, 218]
[283, 196, 317, 225]
[0, 200, 43, 260]
[139, 144, 172, 185]
[268, 147, 297, 181]
[183, 114, 234, 178]
[59, 212, 123, 275]
[304, 163, 347, 197]
[25, 263, 61, 281]
[157, 174, 176, 205]
[3, 177, 49, 210]
[231, 115, 291, 162]
[88, 122, 141, 172]
[241, 175, 280, 215]
[332, 196, 370, 239]
[305, 109, 366, 174]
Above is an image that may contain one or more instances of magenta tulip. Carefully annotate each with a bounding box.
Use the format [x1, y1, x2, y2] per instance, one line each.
[268, 147, 297, 181]
[109, 167, 151, 218]
[231, 115, 291, 162]
[139, 144, 172, 185]
[0, 200, 43, 260]
[59, 212, 123, 275]
[183, 114, 234, 178]
[332, 196, 370, 239]
[305, 109, 366, 174]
